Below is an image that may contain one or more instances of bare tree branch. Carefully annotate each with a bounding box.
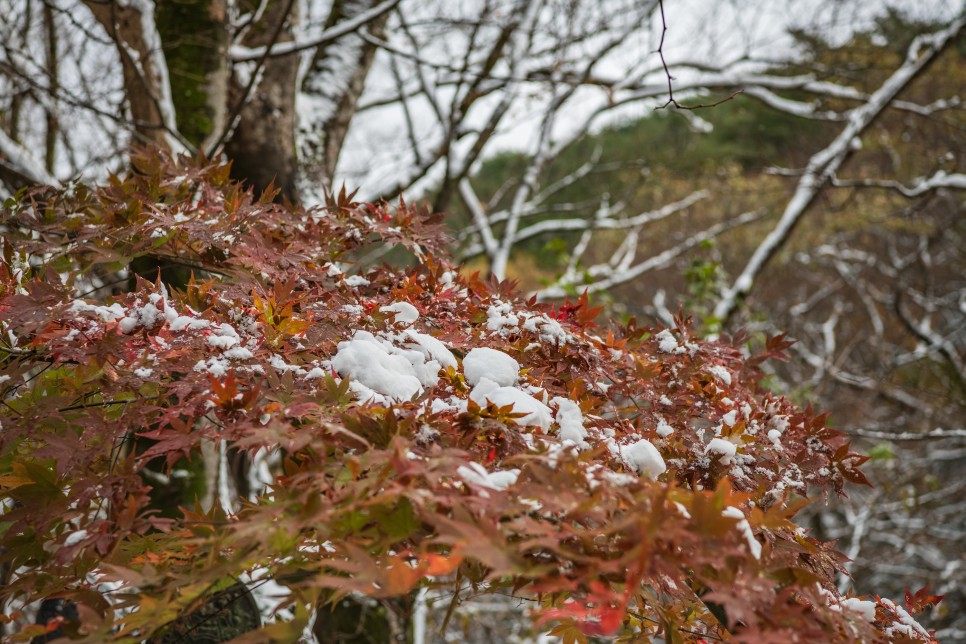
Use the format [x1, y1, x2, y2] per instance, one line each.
[849, 428, 966, 441]
[711, 15, 966, 324]
[229, 0, 401, 62]
[0, 127, 60, 189]
[830, 171, 966, 197]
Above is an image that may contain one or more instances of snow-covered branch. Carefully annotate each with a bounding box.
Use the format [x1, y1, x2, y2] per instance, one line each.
[483, 4, 651, 279]
[830, 170, 966, 197]
[537, 209, 764, 299]
[458, 177, 498, 259]
[0, 129, 61, 189]
[230, 0, 402, 62]
[711, 15, 966, 324]
[510, 189, 708, 246]
[848, 428, 966, 442]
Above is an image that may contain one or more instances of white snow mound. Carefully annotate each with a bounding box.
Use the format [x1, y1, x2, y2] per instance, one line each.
[463, 347, 519, 386]
[470, 378, 552, 430]
[380, 302, 419, 325]
[332, 331, 427, 402]
[620, 439, 666, 480]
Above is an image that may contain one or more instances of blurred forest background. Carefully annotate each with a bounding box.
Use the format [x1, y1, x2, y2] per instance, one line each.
[1, 0, 963, 640]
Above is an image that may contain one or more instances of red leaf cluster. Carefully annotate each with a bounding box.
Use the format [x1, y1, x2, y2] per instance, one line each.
[0, 154, 938, 642]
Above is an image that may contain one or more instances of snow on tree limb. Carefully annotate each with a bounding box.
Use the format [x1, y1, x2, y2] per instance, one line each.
[0, 128, 61, 189]
[229, 0, 402, 62]
[830, 171, 966, 197]
[849, 428, 966, 442]
[711, 14, 966, 325]
[537, 209, 764, 300]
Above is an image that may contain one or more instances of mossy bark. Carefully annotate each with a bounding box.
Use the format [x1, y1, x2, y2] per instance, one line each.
[155, 0, 229, 150]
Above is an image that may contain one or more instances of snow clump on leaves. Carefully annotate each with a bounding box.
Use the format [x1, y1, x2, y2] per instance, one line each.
[0, 154, 941, 643]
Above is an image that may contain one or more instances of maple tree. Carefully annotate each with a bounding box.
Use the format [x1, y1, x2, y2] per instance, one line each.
[0, 153, 944, 642]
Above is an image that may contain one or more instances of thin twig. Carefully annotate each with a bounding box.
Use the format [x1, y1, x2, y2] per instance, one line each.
[655, 0, 742, 111]
[626, 609, 726, 641]
[59, 398, 136, 412]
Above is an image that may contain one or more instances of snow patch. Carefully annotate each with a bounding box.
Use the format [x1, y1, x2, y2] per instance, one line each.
[415, 424, 439, 443]
[403, 330, 458, 370]
[552, 397, 589, 448]
[457, 462, 520, 491]
[430, 396, 467, 415]
[118, 291, 176, 334]
[485, 301, 519, 336]
[881, 598, 930, 640]
[381, 301, 419, 325]
[331, 331, 426, 403]
[169, 315, 211, 332]
[194, 357, 230, 378]
[269, 354, 304, 374]
[522, 313, 569, 344]
[304, 367, 328, 380]
[654, 329, 681, 353]
[722, 506, 761, 559]
[767, 429, 783, 448]
[708, 364, 732, 386]
[69, 300, 126, 323]
[223, 346, 254, 361]
[840, 597, 876, 622]
[656, 417, 674, 437]
[344, 275, 370, 287]
[619, 439, 666, 480]
[470, 378, 552, 430]
[207, 323, 241, 349]
[707, 438, 738, 465]
[463, 347, 519, 387]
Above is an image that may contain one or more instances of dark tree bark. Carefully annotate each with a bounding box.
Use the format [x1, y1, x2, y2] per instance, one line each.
[224, 0, 300, 202]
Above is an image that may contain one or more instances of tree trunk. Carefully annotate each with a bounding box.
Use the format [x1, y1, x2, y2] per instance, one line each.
[301, 0, 391, 189]
[224, 0, 300, 202]
[83, 0, 177, 152]
[155, 0, 229, 151]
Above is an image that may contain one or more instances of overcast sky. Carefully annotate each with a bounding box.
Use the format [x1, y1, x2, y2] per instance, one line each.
[338, 0, 964, 199]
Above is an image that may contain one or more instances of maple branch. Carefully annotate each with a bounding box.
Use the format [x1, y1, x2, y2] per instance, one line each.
[59, 398, 138, 413]
[628, 609, 726, 640]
